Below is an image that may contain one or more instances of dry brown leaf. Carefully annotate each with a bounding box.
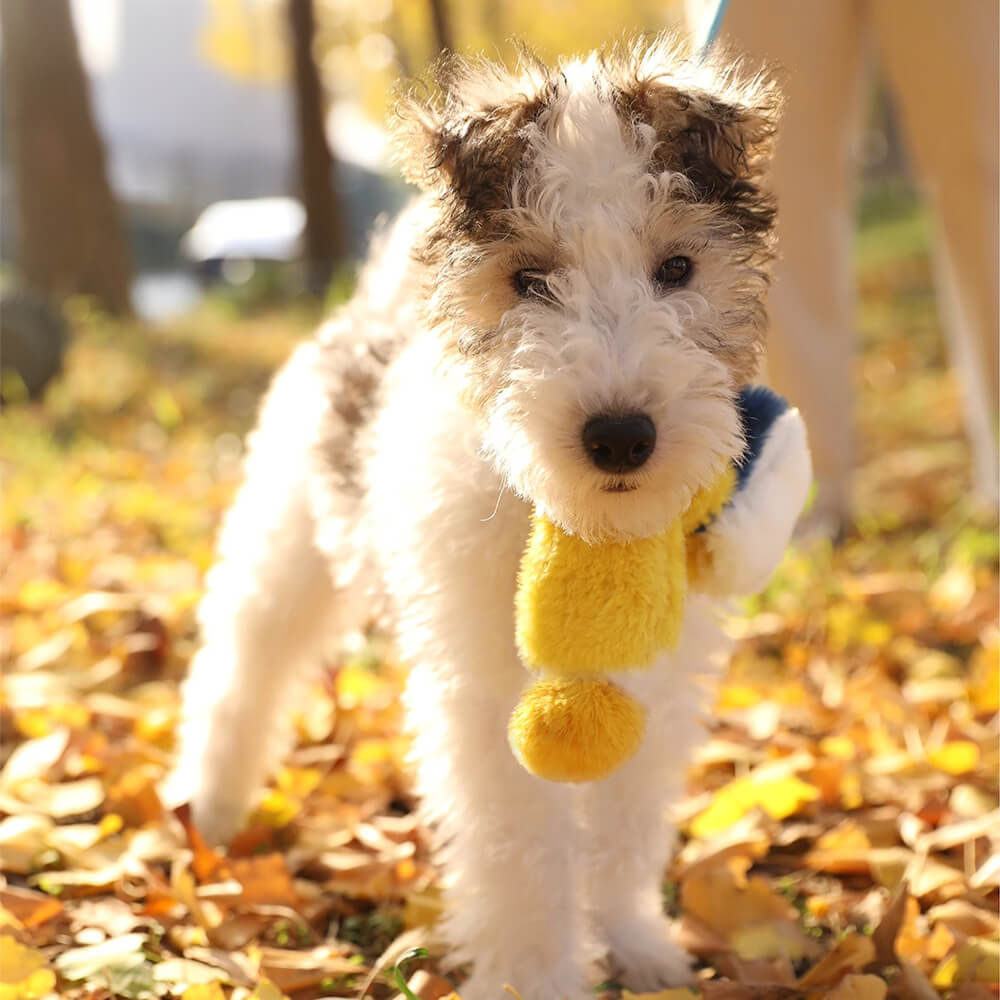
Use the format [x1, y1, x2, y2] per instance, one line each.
[870, 883, 910, 969]
[257, 945, 364, 994]
[825, 974, 888, 1000]
[0, 728, 71, 787]
[797, 933, 876, 989]
[926, 899, 1000, 938]
[700, 982, 802, 1000]
[888, 960, 942, 1000]
[0, 885, 63, 929]
[395, 969, 460, 1000]
[226, 854, 300, 908]
[681, 859, 819, 962]
[967, 853, 1000, 889]
[713, 955, 796, 986]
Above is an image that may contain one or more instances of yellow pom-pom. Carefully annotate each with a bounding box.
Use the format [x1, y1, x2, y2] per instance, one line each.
[515, 516, 685, 674]
[508, 677, 646, 783]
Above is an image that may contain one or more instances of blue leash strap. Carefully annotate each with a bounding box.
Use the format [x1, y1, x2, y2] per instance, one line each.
[697, 0, 730, 60]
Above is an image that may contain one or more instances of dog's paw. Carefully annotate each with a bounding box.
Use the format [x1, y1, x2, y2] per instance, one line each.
[163, 777, 248, 847]
[162, 753, 253, 847]
[459, 964, 591, 1000]
[188, 793, 249, 847]
[605, 916, 694, 991]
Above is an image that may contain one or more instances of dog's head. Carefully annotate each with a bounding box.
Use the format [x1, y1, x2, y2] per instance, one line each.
[393, 36, 780, 542]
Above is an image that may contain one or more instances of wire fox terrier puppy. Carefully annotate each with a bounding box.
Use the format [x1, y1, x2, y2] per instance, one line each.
[169, 36, 812, 999]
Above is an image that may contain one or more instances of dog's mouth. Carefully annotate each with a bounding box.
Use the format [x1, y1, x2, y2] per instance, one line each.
[602, 480, 639, 494]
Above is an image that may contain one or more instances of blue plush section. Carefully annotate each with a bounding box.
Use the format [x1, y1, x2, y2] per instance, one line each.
[735, 385, 790, 490]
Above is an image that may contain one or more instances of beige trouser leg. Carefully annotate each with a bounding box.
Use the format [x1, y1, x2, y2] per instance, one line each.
[696, 0, 870, 529]
[871, 0, 999, 503]
[686, 0, 1000, 518]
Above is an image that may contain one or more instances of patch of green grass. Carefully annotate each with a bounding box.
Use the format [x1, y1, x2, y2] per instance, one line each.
[338, 911, 404, 955]
[855, 182, 933, 272]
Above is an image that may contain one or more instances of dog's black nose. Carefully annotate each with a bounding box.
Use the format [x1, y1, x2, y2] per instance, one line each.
[582, 413, 657, 473]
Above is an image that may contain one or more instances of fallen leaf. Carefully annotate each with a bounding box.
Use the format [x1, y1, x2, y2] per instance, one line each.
[925, 741, 980, 775]
[932, 938, 1000, 988]
[0, 728, 70, 786]
[0, 886, 63, 929]
[871, 883, 910, 968]
[244, 980, 290, 1000]
[396, 969, 460, 1000]
[797, 933, 875, 989]
[180, 985, 227, 1000]
[53, 932, 149, 984]
[690, 774, 820, 838]
[825, 974, 888, 1000]
[0, 937, 56, 1000]
[681, 859, 818, 962]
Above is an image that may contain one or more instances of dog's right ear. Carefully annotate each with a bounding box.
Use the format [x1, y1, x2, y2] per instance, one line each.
[391, 53, 554, 221]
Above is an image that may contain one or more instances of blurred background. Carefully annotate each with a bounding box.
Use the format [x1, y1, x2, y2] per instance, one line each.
[0, 0, 681, 332]
[0, 4, 997, 997]
[0, 0, 922, 326]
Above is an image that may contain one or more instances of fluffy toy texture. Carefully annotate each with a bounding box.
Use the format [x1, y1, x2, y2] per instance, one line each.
[515, 516, 686, 675]
[511, 462, 737, 782]
[508, 677, 647, 783]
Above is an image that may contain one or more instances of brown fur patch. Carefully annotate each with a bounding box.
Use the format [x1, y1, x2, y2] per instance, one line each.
[604, 36, 780, 238]
[392, 50, 559, 246]
[391, 35, 781, 388]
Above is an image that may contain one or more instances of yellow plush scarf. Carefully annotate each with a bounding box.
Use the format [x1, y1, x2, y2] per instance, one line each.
[509, 463, 736, 783]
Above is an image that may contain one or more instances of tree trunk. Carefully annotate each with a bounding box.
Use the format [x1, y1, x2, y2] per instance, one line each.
[0, 0, 133, 315]
[427, 0, 454, 56]
[286, 0, 348, 297]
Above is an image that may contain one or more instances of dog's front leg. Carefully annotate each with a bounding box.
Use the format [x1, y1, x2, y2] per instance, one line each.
[579, 598, 728, 990]
[382, 499, 591, 997]
[408, 661, 591, 1000]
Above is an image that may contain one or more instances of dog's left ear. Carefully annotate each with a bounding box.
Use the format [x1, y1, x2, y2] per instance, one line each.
[391, 52, 553, 219]
[613, 39, 782, 234]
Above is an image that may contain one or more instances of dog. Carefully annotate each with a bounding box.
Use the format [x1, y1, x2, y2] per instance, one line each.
[167, 35, 812, 999]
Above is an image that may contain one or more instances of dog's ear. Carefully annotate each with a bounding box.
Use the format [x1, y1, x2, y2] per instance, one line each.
[611, 37, 782, 234]
[391, 52, 554, 220]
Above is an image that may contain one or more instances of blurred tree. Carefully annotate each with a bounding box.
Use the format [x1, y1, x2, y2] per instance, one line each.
[287, 0, 349, 296]
[427, 0, 454, 55]
[0, 0, 133, 315]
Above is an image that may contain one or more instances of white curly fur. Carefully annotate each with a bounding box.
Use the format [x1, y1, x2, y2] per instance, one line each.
[166, 38, 810, 999]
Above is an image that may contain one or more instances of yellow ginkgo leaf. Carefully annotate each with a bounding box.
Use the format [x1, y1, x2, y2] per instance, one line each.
[932, 937, 1000, 988]
[690, 774, 819, 838]
[926, 740, 980, 775]
[181, 984, 227, 1000]
[246, 980, 291, 1000]
[0, 937, 56, 1000]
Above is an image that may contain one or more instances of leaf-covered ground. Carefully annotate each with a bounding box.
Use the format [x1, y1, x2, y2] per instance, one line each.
[1, 199, 997, 1000]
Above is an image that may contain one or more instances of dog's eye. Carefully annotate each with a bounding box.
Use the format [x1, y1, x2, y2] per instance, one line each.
[513, 269, 553, 302]
[654, 256, 692, 290]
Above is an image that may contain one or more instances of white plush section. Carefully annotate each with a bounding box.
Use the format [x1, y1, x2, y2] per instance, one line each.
[700, 407, 813, 597]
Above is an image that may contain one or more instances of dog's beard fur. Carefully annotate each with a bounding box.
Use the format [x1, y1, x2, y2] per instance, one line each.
[393, 43, 778, 541]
